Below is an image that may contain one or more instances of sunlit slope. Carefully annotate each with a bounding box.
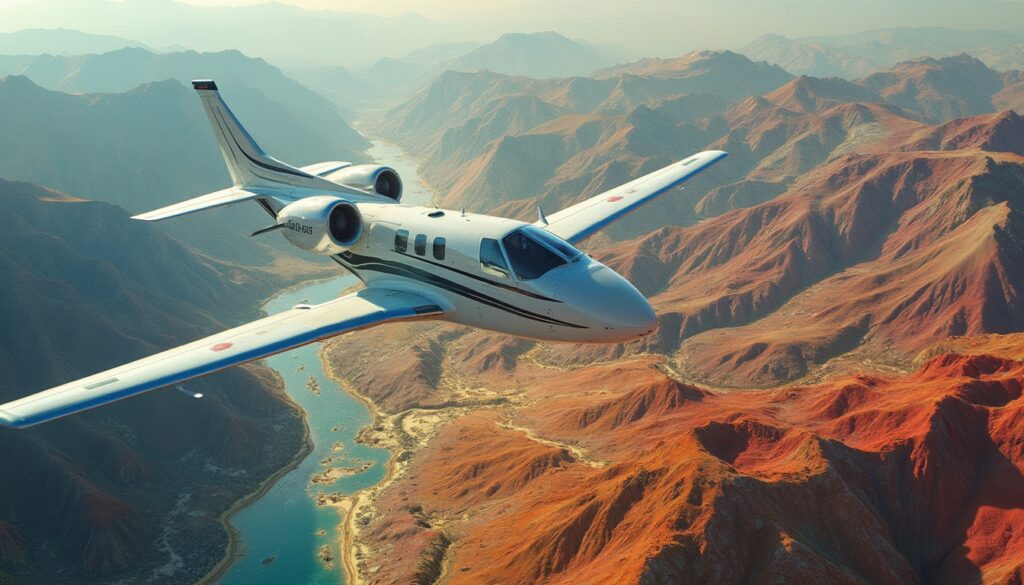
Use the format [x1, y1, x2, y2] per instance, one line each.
[374, 50, 1024, 386]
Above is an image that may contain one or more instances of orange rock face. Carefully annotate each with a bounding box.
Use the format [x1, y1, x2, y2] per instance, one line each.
[595, 111, 1024, 387]
[355, 54, 1024, 585]
[358, 345, 1024, 585]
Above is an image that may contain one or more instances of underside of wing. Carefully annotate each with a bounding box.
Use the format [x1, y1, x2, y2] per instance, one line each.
[540, 150, 727, 244]
[0, 288, 443, 428]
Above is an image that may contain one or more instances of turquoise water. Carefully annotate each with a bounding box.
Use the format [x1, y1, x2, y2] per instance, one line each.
[218, 276, 388, 585]
[217, 139, 435, 584]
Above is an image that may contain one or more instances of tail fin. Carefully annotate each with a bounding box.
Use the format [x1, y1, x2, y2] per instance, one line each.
[191, 80, 357, 193]
[131, 80, 367, 222]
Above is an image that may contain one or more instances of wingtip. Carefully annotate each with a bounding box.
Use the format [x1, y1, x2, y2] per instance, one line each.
[130, 212, 164, 221]
[0, 408, 27, 429]
[191, 79, 218, 91]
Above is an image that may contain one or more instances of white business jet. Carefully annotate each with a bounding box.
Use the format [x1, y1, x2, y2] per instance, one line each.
[0, 80, 726, 428]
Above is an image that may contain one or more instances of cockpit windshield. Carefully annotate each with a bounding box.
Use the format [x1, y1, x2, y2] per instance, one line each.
[524, 226, 583, 261]
[501, 226, 583, 280]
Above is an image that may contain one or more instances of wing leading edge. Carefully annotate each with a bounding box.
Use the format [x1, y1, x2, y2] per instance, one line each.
[539, 150, 727, 244]
[0, 289, 443, 429]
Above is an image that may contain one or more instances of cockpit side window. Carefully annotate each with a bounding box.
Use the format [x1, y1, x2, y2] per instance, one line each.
[502, 229, 566, 280]
[480, 238, 511, 279]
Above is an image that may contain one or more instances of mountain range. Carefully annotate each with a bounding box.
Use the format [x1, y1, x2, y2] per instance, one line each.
[377, 50, 1024, 385]
[0, 60, 368, 268]
[376, 51, 1020, 242]
[0, 179, 306, 582]
[0, 46, 367, 161]
[325, 45, 1024, 583]
[375, 50, 792, 219]
[0, 0, 462, 67]
[338, 333, 1024, 584]
[0, 28, 145, 55]
[742, 27, 1024, 78]
[442, 31, 629, 79]
[289, 31, 632, 113]
[3, 16, 1024, 584]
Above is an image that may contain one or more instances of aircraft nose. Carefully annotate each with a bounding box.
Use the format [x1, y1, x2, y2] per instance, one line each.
[557, 263, 658, 340]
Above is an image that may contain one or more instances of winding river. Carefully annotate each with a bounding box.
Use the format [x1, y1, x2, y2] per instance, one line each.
[217, 139, 435, 584]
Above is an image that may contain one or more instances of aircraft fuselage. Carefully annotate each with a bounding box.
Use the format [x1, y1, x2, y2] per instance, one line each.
[315, 200, 658, 343]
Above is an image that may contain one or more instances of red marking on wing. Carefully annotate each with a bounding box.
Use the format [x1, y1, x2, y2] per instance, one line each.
[607, 195, 624, 202]
[211, 342, 233, 352]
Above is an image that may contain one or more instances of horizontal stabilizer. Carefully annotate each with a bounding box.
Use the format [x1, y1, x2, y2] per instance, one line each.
[131, 187, 261, 221]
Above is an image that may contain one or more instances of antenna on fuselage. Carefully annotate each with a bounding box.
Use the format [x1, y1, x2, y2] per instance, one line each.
[537, 206, 549, 226]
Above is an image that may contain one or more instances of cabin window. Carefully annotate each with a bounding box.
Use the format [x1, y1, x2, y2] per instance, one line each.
[394, 229, 409, 253]
[414, 234, 427, 255]
[480, 238, 510, 278]
[433, 237, 446, 260]
[501, 228, 569, 280]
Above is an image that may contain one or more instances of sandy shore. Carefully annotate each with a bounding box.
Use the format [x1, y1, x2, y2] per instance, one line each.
[319, 345, 391, 585]
[195, 368, 315, 585]
[318, 337, 507, 585]
[319, 343, 429, 585]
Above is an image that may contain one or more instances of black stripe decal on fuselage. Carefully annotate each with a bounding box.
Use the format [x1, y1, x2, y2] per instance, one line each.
[334, 253, 586, 329]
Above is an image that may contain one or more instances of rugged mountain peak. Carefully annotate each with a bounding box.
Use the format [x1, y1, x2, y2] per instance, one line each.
[442, 31, 618, 78]
[857, 53, 1005, 121]
[0, 74, 47, 95]
[765, 75, 881, 113]
[904, 109, 1024, 154]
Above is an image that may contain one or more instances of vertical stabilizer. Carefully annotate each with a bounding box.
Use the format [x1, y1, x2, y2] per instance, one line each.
[191, 79, 356, 193]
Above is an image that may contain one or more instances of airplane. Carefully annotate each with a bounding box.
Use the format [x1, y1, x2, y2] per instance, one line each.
[0, 80, 727, 429]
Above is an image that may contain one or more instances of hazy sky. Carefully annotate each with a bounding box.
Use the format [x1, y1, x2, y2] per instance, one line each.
[177, 0, 1024, 30]
[0, 0, 1022, 63]
[170, 0, 1024, 50]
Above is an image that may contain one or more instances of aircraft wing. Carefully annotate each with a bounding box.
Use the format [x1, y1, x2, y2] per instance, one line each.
[0, 288, 443, 429]
[539, 150, 727, 244]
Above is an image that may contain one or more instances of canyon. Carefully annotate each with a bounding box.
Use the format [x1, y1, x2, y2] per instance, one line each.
[1, 23, 1023, 583]
[318, 47, 1024, 584]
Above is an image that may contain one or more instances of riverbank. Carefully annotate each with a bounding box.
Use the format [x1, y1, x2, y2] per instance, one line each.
[198, 135, 440, 584]
[319, 349, 390, 585]
[196, 370, 315, 585]
[195, 276, 336, 585]
[319, 333, 503, 585]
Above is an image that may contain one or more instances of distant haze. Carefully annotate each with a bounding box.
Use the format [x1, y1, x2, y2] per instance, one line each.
[0, 0, 1022, 64]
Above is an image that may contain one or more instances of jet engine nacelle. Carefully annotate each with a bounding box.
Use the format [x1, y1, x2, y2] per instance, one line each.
[278, 196, 363, 255]
[332, 164, 403, 201]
